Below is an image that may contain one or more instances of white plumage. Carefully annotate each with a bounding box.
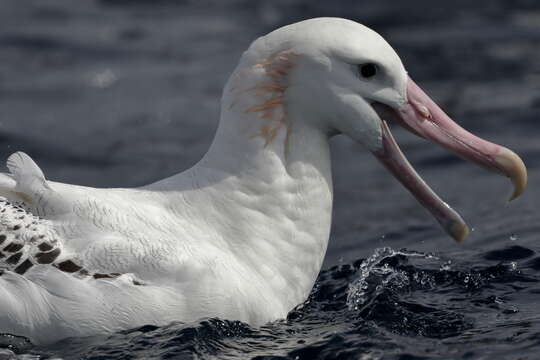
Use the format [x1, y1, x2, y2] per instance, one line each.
[0, 18, 525, 344]
[0, 149, 330, 344]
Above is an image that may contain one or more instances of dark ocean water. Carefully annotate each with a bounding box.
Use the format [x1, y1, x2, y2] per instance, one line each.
[1, 0, 540, 359]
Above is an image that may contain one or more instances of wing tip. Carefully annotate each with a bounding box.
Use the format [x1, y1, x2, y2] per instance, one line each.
[6, 152, 45, 182]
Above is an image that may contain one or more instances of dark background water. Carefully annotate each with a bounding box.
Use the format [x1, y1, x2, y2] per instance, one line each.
[1, 0, 540, 359]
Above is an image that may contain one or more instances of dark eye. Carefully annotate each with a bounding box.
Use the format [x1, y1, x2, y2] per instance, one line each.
[359, 63, 377, 78]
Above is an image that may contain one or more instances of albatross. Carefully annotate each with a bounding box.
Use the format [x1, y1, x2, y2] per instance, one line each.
[0, 18, 527, 344]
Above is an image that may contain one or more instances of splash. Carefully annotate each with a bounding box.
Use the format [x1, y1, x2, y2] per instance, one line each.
[346, 247, 439, 311]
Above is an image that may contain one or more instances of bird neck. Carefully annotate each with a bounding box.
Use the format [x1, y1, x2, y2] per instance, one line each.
[150, 52, 335, 313]
[193, 87, 334, 311]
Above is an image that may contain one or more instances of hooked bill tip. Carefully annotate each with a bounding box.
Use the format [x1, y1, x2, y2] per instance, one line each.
[493, 148, 527, 202]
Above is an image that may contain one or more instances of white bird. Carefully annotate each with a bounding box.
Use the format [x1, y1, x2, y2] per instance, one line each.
[0, 18, 526, 344]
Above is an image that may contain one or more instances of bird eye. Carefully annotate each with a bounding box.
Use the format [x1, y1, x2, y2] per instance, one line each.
[359, 63, 377, 78]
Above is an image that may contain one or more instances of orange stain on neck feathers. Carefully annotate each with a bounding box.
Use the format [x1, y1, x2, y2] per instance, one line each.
[236, 50, 299, 148]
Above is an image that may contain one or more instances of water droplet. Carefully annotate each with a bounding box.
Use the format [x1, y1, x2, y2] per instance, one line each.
[510, 262, 517, 271]
[440, 260, 452, 271]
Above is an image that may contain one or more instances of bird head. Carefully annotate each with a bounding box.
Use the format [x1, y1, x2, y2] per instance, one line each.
[234, 18, 527, 242]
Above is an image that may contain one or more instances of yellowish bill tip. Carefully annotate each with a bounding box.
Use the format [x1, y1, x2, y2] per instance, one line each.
[448, 221, 470, 243]
[493, 148, 527, 202]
